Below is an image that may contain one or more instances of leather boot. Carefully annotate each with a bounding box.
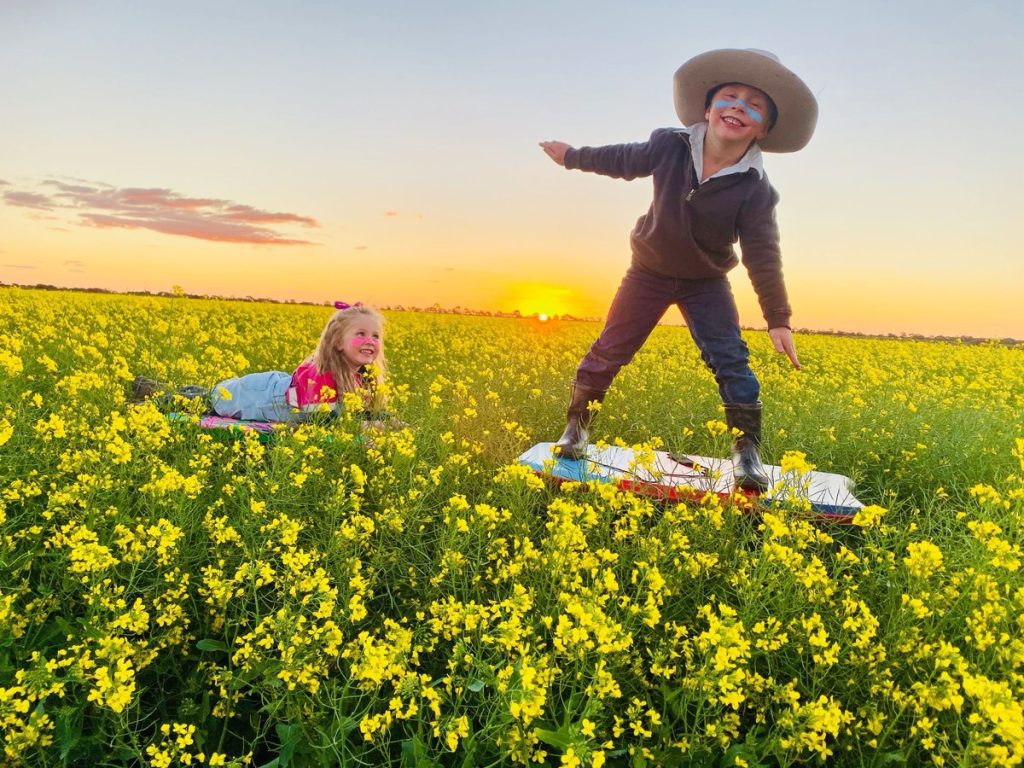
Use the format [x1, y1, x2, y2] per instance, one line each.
[725, 402, 771, 492]
[131, 375, 164, 401]
[553, 381, 606, 460]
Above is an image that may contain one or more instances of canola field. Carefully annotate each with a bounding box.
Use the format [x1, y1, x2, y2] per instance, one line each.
[1, 287, 1023, 767]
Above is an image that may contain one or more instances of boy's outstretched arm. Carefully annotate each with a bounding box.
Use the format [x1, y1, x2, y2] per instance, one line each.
[768, 327, 801, 370]
[542, 131, 661, 179]
[539, 141, 572, 166]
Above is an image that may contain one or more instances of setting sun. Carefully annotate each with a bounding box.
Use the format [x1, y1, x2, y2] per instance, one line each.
[500, 281, 576, 318]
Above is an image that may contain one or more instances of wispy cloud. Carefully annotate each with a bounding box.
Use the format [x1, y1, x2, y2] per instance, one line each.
[383, 210, 399, 217]
[2, 179, 320, 246]
[2, 264, 38, 270]
[4, 190, 54, 209]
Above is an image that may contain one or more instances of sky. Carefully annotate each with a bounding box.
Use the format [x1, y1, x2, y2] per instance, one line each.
[2, 0, 1022, 338]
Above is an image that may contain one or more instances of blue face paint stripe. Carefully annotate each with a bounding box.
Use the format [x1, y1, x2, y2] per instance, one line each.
[712, 98, 764, 124]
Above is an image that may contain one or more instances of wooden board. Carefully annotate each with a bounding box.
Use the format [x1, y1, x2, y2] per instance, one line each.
[517, 442, 862, 522]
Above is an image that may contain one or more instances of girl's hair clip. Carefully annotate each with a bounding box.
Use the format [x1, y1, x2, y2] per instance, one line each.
[334, 301, 364, 310]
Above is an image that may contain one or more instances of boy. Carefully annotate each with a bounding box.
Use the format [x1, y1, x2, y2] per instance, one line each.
[539, 48, 817, 490]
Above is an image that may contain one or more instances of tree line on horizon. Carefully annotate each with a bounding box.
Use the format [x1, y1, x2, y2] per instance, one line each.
[2, 280, 1019, 346]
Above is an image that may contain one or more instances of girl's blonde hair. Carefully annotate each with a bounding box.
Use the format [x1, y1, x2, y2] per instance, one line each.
[311, 305, 387, 401]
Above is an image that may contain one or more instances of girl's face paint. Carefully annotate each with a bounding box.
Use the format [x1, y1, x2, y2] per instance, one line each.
[712, 98, 764, 124]
[339, 322, 382, 368]
[349, 336, 379, 351]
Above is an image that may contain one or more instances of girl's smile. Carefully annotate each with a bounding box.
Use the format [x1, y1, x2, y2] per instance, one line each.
[339, 320, 382, 369]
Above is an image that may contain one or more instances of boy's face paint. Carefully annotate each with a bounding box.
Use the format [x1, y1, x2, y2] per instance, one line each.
[712, 98, 764, 124]
[705, 84, 772, 146]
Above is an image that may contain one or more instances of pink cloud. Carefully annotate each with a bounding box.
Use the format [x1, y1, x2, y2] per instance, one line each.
[222, 204, 317, 226]
[5, 179, 320, 246]
[81, 213, 315, 245]
[4, 190, 55, 210]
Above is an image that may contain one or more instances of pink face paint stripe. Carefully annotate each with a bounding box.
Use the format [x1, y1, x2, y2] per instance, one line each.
[349, 337, 379, 350]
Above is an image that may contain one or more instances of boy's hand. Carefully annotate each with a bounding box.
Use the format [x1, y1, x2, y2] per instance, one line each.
[769, 327, 801, 370]
[539, 140, 572, 166]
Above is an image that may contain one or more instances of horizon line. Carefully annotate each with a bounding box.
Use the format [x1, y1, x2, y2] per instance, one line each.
[2, 280, 1021, 346]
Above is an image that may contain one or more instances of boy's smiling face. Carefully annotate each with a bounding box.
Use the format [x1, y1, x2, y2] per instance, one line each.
[705, 83, 772, 145]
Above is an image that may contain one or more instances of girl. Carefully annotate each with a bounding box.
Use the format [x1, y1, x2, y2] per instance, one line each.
[208, 302, 387, 422]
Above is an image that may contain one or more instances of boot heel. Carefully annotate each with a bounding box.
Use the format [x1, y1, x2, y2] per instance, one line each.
[553, 381, 606, 460]
[725, 402, 771, 492]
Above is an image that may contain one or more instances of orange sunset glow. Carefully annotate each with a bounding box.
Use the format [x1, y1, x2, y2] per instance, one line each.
[2, 3, 1022, 339]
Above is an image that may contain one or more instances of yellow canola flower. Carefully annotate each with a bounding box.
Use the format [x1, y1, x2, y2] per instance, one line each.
[780, 450, 816, 475]
[853, 504, 887, 528]
[0, 348, 23, 376]
[53, 522, 120, 575]
[778, 694, 854, 762]
[705, 419, 728, 437]
[5, 287, 1024, 767]
[83, 636, 139, 714]
[904, 541, 945, 579]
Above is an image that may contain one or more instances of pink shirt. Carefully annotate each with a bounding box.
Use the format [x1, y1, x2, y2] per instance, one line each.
[285, 360, 362, 413]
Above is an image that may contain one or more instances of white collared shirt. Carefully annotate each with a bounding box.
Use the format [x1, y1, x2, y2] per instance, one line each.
[684, 122, 764, 183]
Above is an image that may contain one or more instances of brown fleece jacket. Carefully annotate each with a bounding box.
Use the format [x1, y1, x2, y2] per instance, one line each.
[564, 127, 792, 329]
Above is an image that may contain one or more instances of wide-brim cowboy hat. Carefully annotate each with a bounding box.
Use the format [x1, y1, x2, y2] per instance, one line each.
[673, 48, 818, 153]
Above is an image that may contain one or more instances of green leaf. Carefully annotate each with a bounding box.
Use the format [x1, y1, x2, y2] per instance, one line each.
[56, 709, 82, 761]
[466, 679, 485, 692]
[401, 736, 440, 768]
[196, 638, 229, 652]
[232, 659, 277, 689]
[275, 722, 302, 767]
[534, 726, 572, 750]
[721, 743, 766, 768]
[401, 738, 417, 766]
